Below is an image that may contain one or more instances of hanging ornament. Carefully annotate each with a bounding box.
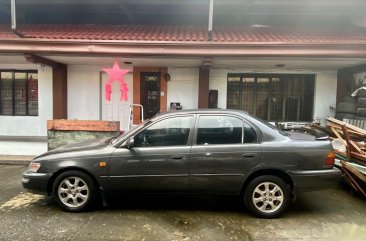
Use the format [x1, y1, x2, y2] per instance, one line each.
[102, 59, 130, 101]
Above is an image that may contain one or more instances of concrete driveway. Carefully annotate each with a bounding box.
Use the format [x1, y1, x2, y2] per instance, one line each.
[0, 165, 365, 241]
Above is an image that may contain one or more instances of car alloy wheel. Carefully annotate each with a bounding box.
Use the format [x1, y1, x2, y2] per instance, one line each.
[252, 182, 283, 213]
[53, 170, 96, 212]
[58, 176, 90, 208]
[244, 175, 290, 218]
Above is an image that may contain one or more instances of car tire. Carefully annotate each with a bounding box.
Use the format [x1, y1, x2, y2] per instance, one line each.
[357, 89, 366, 97]
[53, 170, 96, 212]
[244, 175, 290, 219]
[336, 102, 357, 114]
[342, 96, 356, 103]
[357, 97, 366, 108]
[357, 108, 366, 117]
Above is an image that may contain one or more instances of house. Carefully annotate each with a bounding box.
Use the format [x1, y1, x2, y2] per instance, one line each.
[1, 0, 366, 155]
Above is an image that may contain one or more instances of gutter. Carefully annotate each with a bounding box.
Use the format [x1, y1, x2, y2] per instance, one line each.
[11, 0, 24, 38]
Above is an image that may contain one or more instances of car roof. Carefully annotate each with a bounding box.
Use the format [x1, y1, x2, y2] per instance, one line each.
[154, 109, 249, 118]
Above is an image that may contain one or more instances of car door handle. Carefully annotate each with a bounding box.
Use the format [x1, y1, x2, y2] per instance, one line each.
[242, 153, 256, 158]
[171, 155, 186, 160]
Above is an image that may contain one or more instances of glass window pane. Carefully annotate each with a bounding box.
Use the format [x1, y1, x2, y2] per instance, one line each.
[134, 116, 193, 147]
[241, 77, 254, 114]
[14, 77, 27, 115]
[28, 73, 38, 116]
[256, 78, 269, 120]
[227, 76, 241, 109]
[197, 115, 243, 145]
[243, 122, 257, 143]
[0, 72, 13, 115]
[270, 77, 284, 121]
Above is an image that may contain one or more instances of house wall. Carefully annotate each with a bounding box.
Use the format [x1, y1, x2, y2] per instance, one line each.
[0, 64, 338, 155]
[68, 65, 134, 130]
[68, 65, 103, 120]
[54, 66, 340, 127]
[167, 68, 199, 110]
[0, 64, 52, 155]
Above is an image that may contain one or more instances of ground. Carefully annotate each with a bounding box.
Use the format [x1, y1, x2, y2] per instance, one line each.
[0, 165, 365, 241]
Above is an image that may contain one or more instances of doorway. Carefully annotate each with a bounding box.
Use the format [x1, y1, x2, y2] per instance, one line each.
[140, 72, 161, 119]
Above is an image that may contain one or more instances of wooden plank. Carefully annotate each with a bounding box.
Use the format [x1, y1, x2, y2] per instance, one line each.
[342, 125, 352, 161]
[350, 152, 366, 166]
[341, 162, 366, 198]
[343, 169, 366, 198]
[326, 124, 366, 138]
[331, 127, 346, 145]
[47, 120, 120, 132]
[342, 160, 366, 183]
[328, 117, 366, 135]
[350, 140, 365, 155]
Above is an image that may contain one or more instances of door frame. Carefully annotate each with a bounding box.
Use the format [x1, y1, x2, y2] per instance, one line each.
[133, 67, 168, 124]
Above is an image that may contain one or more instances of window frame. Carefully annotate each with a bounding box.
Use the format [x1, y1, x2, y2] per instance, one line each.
[226, 73, 315, 122]
[0, 69, 38, 116]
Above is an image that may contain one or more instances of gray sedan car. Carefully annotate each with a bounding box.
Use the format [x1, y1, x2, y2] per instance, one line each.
[22, 109, 341, 218]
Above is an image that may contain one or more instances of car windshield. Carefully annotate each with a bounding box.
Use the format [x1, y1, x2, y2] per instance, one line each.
[250, 115, 289, 136]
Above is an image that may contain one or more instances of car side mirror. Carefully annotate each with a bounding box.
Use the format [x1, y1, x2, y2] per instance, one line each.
[123, 137, 134, 149]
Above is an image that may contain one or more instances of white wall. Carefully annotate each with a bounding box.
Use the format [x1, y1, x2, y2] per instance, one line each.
[68, 65, 103, 120]
[167, 68, 199, 110]
[68, 65, 134, 130]
[0, 63, 52, 155]
[313, 72, 337, 124]
[0, 64, 53, 137]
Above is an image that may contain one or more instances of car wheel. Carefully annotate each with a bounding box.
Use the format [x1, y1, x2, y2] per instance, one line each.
[53, 170, 96, 212]
[244, 175, 290, 219]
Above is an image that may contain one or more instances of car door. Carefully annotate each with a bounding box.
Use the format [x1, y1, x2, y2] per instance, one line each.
[190, 114, 262, 194]
[108, 115, 195, 193]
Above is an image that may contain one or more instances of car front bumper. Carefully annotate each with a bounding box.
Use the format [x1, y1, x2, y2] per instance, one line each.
[288, 167, 343, 193]
[22, 171, 52, 195]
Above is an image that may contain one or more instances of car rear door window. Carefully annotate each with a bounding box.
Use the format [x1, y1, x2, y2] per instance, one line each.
[196, 115, 243, 145]
[134, 116, 193, 147]
[243, 121, 257, 143]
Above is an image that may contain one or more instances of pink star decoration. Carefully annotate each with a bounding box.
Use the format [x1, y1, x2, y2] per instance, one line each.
[102, 59, 130, 101]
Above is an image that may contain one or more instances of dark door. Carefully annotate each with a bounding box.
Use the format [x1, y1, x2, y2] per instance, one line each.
[190, 114, 261, 194]
[108, 115, 194, 193]
[141, 72, 160, 119]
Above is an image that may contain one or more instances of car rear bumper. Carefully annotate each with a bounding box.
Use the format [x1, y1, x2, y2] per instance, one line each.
[22, 171, 51, 195]
[288, 167, 342, 193]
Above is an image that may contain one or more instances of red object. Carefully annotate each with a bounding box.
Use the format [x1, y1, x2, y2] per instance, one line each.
[324, 152, 335, 167]
[102, 59, 129, 101]
[105, 83, 112, 101]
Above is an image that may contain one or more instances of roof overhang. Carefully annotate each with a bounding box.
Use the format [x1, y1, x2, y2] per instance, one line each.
[2, 38, 366, 58]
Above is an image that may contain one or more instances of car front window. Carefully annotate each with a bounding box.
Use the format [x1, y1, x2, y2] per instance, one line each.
[133, 116, 194, 147]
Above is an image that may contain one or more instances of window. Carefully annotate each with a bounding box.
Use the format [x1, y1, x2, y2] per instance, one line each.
[0, 70, 38, 116]
[243, 122, 257, 143]
[134, 116, 193, 147]
[227, 74, 315, 121]
[196, 115, 243, 145]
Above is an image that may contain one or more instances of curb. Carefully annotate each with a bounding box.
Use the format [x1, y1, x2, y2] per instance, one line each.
[0, 156, 34, 166]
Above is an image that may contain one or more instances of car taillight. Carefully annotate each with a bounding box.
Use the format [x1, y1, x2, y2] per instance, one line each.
[324, 151, 335, 167]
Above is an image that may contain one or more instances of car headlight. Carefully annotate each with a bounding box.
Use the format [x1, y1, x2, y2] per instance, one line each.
[28, 162, 41, 172]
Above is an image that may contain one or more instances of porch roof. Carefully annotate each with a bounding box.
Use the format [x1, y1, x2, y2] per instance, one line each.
[1, 24, 366, 44]
[2, 24, 366, 58]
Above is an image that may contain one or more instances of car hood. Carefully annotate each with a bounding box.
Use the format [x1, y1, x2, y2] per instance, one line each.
[36, 137, 110, 158]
